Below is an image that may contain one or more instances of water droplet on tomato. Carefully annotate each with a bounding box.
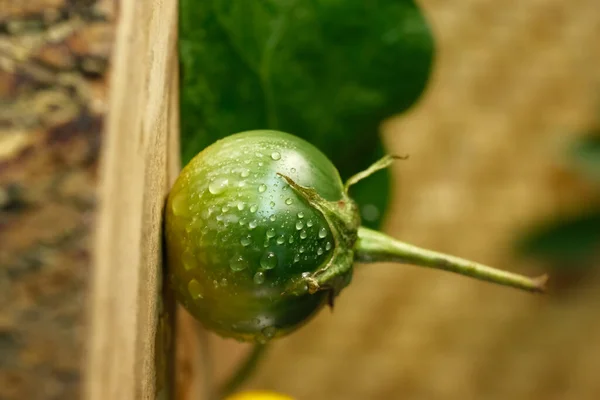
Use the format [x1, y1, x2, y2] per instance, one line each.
[270, 151, 281, 161]
[300, 230, 307, 239]
[208, 177, 228, 194]
[258, 184, 267, 193]
[230, 255, 247, 271]
[285, 198, 293, 205]
[296, 221, 304, 230]
[188, 279, 203, 299]
[253, 271, 265, 284]
[249, 220, 258, 229]
[318, 227, 327, 238]
[262, 326, 276, 339]
[297, 211, 304, 219]
[240, 236, 252, 246]
[182, 249, 195, 270]
[260, 252, 277, 270]
[325, 241, 332, 251]
[266, 228, 276, 238]
[250, 204, 258, 213]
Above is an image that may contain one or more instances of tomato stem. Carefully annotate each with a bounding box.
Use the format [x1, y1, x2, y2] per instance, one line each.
[218, 344, 269, 399]
[354, 227, 548, 293]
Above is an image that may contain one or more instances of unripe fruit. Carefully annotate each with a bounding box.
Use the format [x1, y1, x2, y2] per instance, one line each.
[166, 130, 359, 343]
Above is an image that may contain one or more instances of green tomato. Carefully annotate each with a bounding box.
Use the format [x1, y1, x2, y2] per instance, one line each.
[165, 130, 359, 343]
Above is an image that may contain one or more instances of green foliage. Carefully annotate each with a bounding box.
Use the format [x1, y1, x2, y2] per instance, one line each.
[516, 133, 600, 271]
[179, 0, 434, 229]
[516, 209, 600, 265]
[569, 134, 600, 183]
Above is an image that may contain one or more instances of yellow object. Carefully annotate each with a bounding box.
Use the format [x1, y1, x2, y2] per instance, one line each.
[225, 390, 295, 400]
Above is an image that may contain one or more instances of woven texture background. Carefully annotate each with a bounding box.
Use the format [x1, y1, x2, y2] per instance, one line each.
[244, 1, 600, 399]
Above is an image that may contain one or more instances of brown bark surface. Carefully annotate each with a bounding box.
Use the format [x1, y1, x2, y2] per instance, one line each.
[0, 1, 113, 398]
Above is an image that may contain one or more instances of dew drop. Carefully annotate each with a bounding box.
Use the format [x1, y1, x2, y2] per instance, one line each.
[250, 205, 258, 213]
[299, 246, 305, 253]
[290, 167, 296, 173]
[306, 220, 314, 227]
[266, 228, 276, 238]
[295, 221, 304, 230]
[249, 220, 258, 229]
[240, 236, 252, 246]
[258, 162, 264, 167]
[182, 249, 196, 270]
[276, 236, 285, 245]
[269, 215, 276, 222]
[213, 279, 219, 288]
[208, 177, 228, 194]
[239, 218, 248, 226]
[326, 241, 332, 251]
[270, 151, 281, 161]
[253, 271, 265, 285]
[293, 254, 300, 263]
[220, 278, 228, 287]
[230, 255, 248, 271]
[258, 184, 267, 193]
[297, 211, 304, 219]
[288, 236, 294, 244]
[260, 252, 278, 270]
[221, 205, 230, 213]
[269, 201, 275, 208]
[300, 230, 307, 239]
[262, 326, 276, 339]
[285, 198, 293, 205]
[171, 193, 187, 216]
[188, 279, 203, 299]
[240, 169, 250, 178]
[318, 227, 327, 238]
[317, 247, 324, 255]
[237, 201, 245, 211]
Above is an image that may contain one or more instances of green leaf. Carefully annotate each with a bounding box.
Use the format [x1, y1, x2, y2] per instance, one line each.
[179, 0, 434, 229]
[515, 208, 600, 265]
[569, 134, 600, 183]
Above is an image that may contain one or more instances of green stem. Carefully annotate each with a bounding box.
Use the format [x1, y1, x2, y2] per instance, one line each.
[354, 227, 548, 293]
[217, 343, 269, 399]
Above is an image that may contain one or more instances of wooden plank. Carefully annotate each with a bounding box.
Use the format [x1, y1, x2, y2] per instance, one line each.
[85, 0, 179, 397]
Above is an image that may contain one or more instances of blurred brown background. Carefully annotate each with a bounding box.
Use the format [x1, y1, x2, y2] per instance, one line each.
[237, 0, 600, 399]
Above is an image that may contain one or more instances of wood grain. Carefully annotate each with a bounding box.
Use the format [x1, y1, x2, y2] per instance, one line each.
[85, 0, 179, 398]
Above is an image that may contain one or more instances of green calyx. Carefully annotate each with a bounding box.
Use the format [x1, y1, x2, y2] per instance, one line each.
[283, 154, 548, 299]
